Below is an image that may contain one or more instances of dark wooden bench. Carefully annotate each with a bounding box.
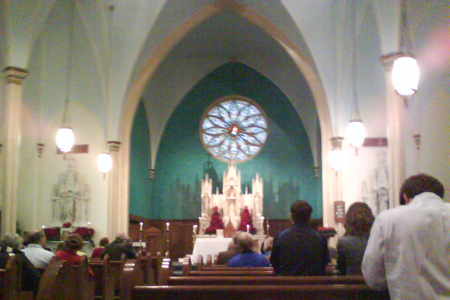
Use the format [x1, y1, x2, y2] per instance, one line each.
[0, 255, 35, 300]
[132, 285, 390, 300]
[187, 270, 274, 276]
[168, 275, 366, 286]
[36, 255, 94, 300]
[90, 254, 125, 300]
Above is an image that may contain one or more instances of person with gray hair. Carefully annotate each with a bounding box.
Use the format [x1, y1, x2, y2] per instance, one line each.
[217, 231, 242, 265]
[21, 230, 55, 268]
[101, 232, 136, 260]
[0, 233, 41, 296]
[227, 232, 270, 267]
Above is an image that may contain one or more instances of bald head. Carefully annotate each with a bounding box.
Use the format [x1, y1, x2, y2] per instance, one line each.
[237, 232, 254, 251]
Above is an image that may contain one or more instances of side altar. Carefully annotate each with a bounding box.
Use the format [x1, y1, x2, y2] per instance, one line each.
[199, 163, 265, 236]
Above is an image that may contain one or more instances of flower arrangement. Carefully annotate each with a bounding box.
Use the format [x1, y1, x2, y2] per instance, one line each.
[205, 206, 224, 234]
[317, 226, 337, 237]
[62, 222, 72, 228]
[43, 227, 61, 241]
[72, 227, 95, 241]
[238, 206, 257, 234]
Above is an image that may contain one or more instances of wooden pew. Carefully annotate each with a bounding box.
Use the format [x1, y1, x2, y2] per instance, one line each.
[132, 285, 390, 300]
[168, 275, 367, 286]
[36, 257, 71, 300]
[200, 266, 274, 272]
[138, 255, 155, 285]
[0, 255, 35, 300]
[36, 256, 94, 300]
[156, 257, 173, 286]
[187, 270, 274, 276]
[119, 256, 144, 300]
[90, 254, 126, 300]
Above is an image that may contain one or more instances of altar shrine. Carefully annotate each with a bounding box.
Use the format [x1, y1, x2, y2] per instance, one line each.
[199, 163, 265, 235]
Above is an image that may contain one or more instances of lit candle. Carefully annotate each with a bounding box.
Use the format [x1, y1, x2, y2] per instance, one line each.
[166, 222, 170, 231]
[42, 225, 45, 229]
[246, 224, 250, 232]
[140, 222, 143, 231]
[193, 225, 197, 233]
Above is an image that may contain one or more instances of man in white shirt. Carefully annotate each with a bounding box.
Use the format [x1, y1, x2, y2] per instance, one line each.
[362, 173, 450, 300]
[22, 231, 55, 268]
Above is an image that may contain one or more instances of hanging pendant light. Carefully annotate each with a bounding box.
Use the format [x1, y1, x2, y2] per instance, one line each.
[392, 56, 419, 96]
[56, 126, 75, 153]
[392, 0, 419, 97]
[347, 119, 366, 148]
[97, 152, 112, 173]
[328, 137, 345, 171]
[347, 0, 366, 150]
[57, 0, 76, 154]
[98, 5, 115, 175]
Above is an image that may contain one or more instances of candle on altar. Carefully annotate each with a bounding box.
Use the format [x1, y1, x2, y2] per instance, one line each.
[140, 222, 143, 231]
[246, 224, 250, 232]
[193, 225, 197, 233]
[166, 222, 170, 231]
[42, 225, 45, 229]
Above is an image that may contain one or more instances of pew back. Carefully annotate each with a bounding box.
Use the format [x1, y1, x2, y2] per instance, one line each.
[132, 285, 390, 300]
[168, 275, 366, 286]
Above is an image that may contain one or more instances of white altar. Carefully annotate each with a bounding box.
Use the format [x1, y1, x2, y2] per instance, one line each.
[192, 237, 232, 263]
[199, 163, 265, 235]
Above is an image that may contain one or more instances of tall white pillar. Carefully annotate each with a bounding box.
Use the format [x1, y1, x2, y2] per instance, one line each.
[2, 67, 28, 235]
[107, 141, 128, 239]
[380, 54, 406, 207]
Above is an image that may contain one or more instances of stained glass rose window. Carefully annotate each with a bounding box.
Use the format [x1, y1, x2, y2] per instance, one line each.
[200, 95, 268, 162]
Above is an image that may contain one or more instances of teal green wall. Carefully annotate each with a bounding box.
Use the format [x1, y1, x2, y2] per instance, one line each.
[129, 101, 153, 217]
[130, 62, 322, 220]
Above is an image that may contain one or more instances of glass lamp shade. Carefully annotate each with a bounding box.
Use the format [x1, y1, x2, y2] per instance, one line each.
[97, 152, 112, 173]
[347, 120, 366, 148]
[56, 127, 74, 153]
[392, 56, 419, 96]
[328, 149, 345, 171]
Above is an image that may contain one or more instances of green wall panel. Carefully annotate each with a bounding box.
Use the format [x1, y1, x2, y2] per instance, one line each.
[129, 101, 153, 217]
[130, 62, 322, 220]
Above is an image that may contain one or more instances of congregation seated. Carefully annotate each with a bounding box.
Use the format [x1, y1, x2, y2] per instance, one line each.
[21, 230, 55, 268]
[91, 236, 109, 259]
[227, 232, 270, 267]
[337, 202, 374, 275]
[0, 233, 41, 296]
[217, 231, 242, 265]
[101, 232, 136, 260]
[55, 233, 93, 278]
[270, 200, 330, 275]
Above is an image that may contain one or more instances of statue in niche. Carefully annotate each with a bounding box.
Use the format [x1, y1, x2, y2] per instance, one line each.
[51, 162, 90, 227]
[372, 153, 389, 215]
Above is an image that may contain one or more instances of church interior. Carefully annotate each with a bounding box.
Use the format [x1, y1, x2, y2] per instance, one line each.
[0, 0, 449, 262]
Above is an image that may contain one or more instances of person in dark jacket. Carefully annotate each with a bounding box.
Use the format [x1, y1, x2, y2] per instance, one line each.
[270, 200, 330, 275]
[101, 232, 136, 260]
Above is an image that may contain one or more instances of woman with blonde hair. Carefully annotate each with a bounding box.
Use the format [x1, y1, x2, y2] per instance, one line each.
[337, 202, 374, 275]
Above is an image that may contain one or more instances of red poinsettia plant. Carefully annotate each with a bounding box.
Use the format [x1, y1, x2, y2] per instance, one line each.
[62, 222, 72, 228]
[71, 227, 95, 241]
[238, 206, 257, 234]
[205, 206, 224, 234]
[43, 227, 61, 241]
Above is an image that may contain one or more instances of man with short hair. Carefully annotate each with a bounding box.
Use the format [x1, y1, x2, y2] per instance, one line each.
[217, 231, 242, 265]
[21, 230, 54, 268]
[101, 232, 136, 260]
[227, 232, 270, 267]
[362, 173, 450, 300]
[270, 200, 330, 275]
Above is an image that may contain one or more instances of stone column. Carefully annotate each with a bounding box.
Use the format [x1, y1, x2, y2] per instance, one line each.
[2, 67, 28, 235]
[380, 53, 406, 208]
[107, 141, 128, 238]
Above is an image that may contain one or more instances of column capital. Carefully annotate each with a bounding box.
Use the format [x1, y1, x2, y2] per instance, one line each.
[108, 141, 121, 152]
[3, 67, 28, 85]
[379, 52, 403, 72]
